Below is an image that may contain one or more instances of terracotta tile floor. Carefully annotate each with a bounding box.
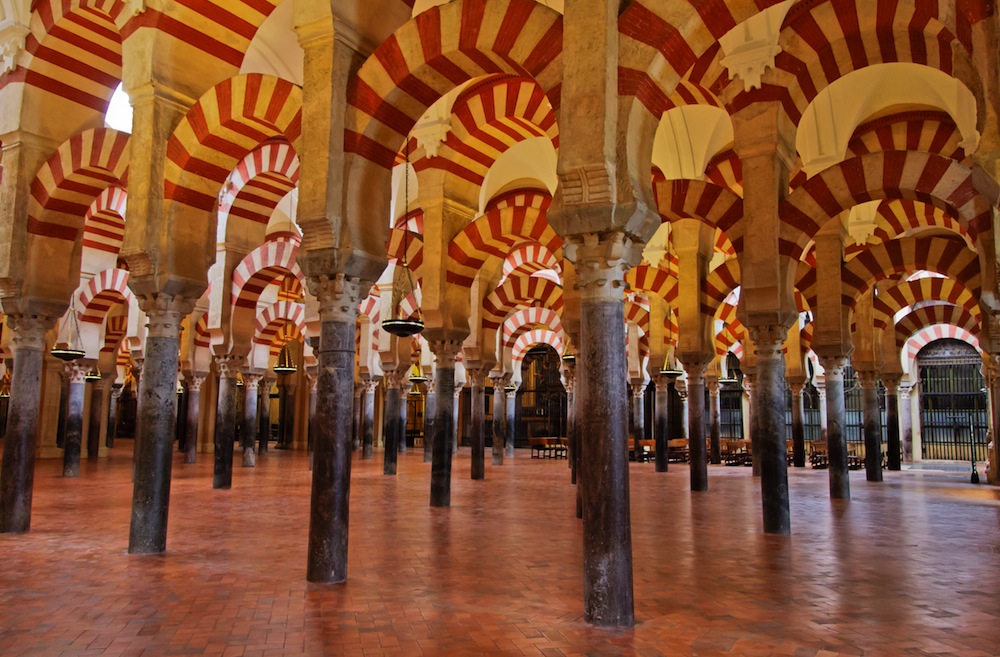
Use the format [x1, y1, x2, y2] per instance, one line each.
[1, 444, 998, 657]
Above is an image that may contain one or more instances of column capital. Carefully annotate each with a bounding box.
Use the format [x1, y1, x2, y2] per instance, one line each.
[384, 370, 404, 390]
[362, 378, 379, 395]
[353, 380, 364, 398]
[788, 380, 806, 396]
[214, 355, 245, 379]
[66, 362, 87, 384]
[746, 325, 787, 356]
[427, 339, 463, 368]
[466, 367, 488, 389]
[818, 355, 850, 377]
[630, 381, 646, 398]
[137, 294, 195, 339]
[881, 375, 901, 394]
[242, 373, 263, 391]
[453, 386, 464, 400]
[6, 313, 56, 351]
[306, 273, 369, 323]
[306, 369, 318, 393]
[898, 383, 913, 401]
[565, 232, 640, 302]
[184, 374, 206, 392]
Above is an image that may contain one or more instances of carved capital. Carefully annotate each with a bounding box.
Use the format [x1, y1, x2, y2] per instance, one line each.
[7, 313, 55, 352]
[788, 381, 806, 396]
[307, 274, 367, 323]
[881, 375, 901, 394]
[242, 373, 263, 391]
[466, 368, 488, 389]
[214, 355, 245, 379]
[427, 339, 463, 369]
[384, 370, 404, 390]
[818, 355, 849, 378]
[746, 325, 785, 358]
[706, 378, 721, 396]
[566, 232, 638, 302]
[66, 362, 87, 385]
[185, 375, 206, 392]
[453, 387, 463, 400]
[855, 370, 879, 389]
[898, 384, 912, 401]
[138, 294, 195, 339]
[362, 378, 379, 395]
[630, 382, 646, 398]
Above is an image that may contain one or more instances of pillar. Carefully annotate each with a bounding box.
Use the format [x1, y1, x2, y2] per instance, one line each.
[574, 234, 635, 626]
[653, 375, 670, 472]
[452, 385, 461, 455]
[352, 381, 362, 450]
[422, 376, 435, 462]
[899, 384, 914, 464]
[883, 377, 902, 471]
[816, 380, 828, 440]
[62, 363, 86, 478]
[184, 375, 204, 464]
[382, 372, 401, 475]
[305, 275, 365, 583]
[128, 296, 193, 553]
[468, 369, 486, 480]
[107, 383, 122, 448]
[505, 385, 516, 458]
[491, 375, 506, 465]
[743, 373, 760, 476]
[630, 382, 645, 458]
[789, 379, 806, 467]
[361, 378, 376, 460]
[257, 377, 273, 455]
[307, 371, 318, 458]
[0, 314, 55, 533]
[398, 379, 410, 455]
[212, 357, 241, 489]
[283, 382, 297, 449]
[707, 377, 722, 464]
[429, 340, 461, 507]
[87, 375, 107, 460]
[175, 382, 188, 453]
[857, 370, 883, 482]
[819, 356, 851, 500]
[241, 373, 261, 467]
[682, 362, 709, 491]
[276, 379, 289, 448]
[56, 366, 69, 449]
[746, 327, 790, 534]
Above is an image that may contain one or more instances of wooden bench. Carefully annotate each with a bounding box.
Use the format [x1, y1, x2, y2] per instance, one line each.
[722, 439, 750, 466]
[529, 437, 567, 459]
[667, 438, 689, 463]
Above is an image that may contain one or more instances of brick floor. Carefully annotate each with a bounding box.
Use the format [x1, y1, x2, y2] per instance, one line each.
[0, 445, 998, 656]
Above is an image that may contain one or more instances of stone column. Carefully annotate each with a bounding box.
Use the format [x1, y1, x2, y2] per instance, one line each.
[361, 378, 377, 460]
[212, 357, 242, 489]
[352, 381, 363, 450]
[382, 372, 402, 475]
[241, 373, 262, 467]
[276, 379, 289, 448]
[707, 377, 722, 464]
[398, 379, 410, 455]
[899, 384, 914, 464]
[856, 370, 883, 482]
[630, 382, 645, 458]
[788, 379, 806, 468]
[107, 383, 122, 448]
[883, 376, 902, 471]
[562, 368, 575, 481]
[305, 274, 367, 583]
[468, 369, 487, 480]
[63, 363, 87, 477]
[574, 234, 635, 627]
[747, 326, 791, 534]
[307, 371, 318, 458]
[819, 356, 851, 500]
[452, 385, 462, 454]
[183, 375, 204, 464]
[505, 385, 517, 459]
[653, 375, 670, 472]
[56, 368, 69, 448]
[682, 362, 709, 491]
[128, 295, 193, 553]
[491, 375, 506, 465]
[743, 373, 759, 476]
[422, 376, 435, 462]
[257, 377, 273, 455]
[429, 340, 462, 507]
[0, 314, 55, 533]
[283, 382, 297, 449]
[175, 382, 188, 453]
[816, 380, 828, 440]
[87, 375, 108, 460]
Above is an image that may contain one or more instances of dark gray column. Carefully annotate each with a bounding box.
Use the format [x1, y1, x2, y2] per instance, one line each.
[789, 379, 806, 467]
[491, 375, 505, 465]
[422, 379, 435, 462]
[682, 362, 708, 492]
[505, 385, 517, 459]
[816, 381, 828, 440]
[56, 367, 69, 448]
[128, 297, 192, 553]
[398, 380, 410, 455]
[630, 382, 645, 458]
[743, 373, 759, 476]
[653, 375, 670, 472]
[857, 369, 883, 482]
[382, 372, 401, 475]
[707, 378, 721, 464]
[747, 327, 790, 535]
[283, 382, 297, 449]
[63, 363, 86, 477]
[241, 373, 261, 467]
[575, 240, 634, 627]
[469, 370, 486, 480]
[306, 277, 364, 583]
[212, 357, 241, 489]
[899, 384, 914, 464]
[87, 376, 107, 460]
[352, 382, 362, 450]
[819, 356, 851, 500]
[0, 314, 55, 533]
[175, 382, 188, 453]
[361, 378, 376, 460]
[452, 384, 461, 454]
[884, 377, 901, 471]
[107, 383, 122, 448]
[276, 379, 289, 448]
[307, 371, 318, 458]
[428, 340, 461, 507]
[257, 377, 273, 455]
[184, 375, 204, 464]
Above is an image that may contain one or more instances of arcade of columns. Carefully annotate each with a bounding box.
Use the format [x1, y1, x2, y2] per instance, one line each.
[0, 0, 998, 628]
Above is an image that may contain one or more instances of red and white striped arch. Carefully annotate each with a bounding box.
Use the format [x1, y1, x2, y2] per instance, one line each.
[502, 242, 560, 280]
[254, 300, 306, 346]
[627, 264, 679, 304]
[702, 258, 740, 315]
[840, 237, 982, 309]
[704, 150, 743, 196]
[193, 313, 211, 350]
[83, 185, 127, 254]
[902, 324, 981, 375]
[502, 307, 562, 346]
[845, 111, 968, 163]
[481, 276, 563, 330]
[387, 228, 424, 278]
[511, 329, 564, 366]
[895, 303, 980, 346]
[219, 140, 300, 233]
[624, 298, 651, 336]
[843, 200, 974, 259]
[652, 178, 744, 250]
[267, 323, 303, 358]
[877, 276, 979, 324]
[781, 151, 992, 258]
[28, 128, 129, 242]
[102, 314, 127, 353]
[77, 267, 132, 323]
[231, 240, 304, 309]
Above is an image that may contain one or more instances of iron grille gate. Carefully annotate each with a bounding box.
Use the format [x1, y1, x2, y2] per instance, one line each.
[918, 357, 988, 461]
[784, 383, 822, 442]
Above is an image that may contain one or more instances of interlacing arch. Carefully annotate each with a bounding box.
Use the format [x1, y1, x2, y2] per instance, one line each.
[840, 237, 982, 308]
[511, 329, 564, 368]
[255, 300, 306, 347]
[627, 264, 678, 305]
[102, 314, 127, 352]
[230, 240, 304, 309]
[895, 305, 980, 348]
[842, 200, 974, 259]
[780, 151, 993, 258]
[652, 178, 744, 250]
[844, 111, 970, 163]
[77, 267, 132, 324]
[502, 242, 560, 280]
[387, 228, 424, 279]
[872, 276, 979, 330]
[624, 296, 651, 336]
[267, 323, 303, 358]
[220, 140, 300, 233]
[481, 276, 563, 330]
[702, 258, 740, 316]
[83, 186, 128, 255]
[502, 307, 563, 345]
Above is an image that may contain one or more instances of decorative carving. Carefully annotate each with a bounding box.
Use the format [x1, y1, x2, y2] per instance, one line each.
[706, 378, 721, 397]
[7, 313, 55, 351]
[243, 373, 263, 391]
[66, 362, 87, 385]
[383, 370, 404, 390]
[427, 339, 463, 369]
[465, 368, 488, 389]
[818, 355, 849, 378]
[307, 274, 367, 323]
[214, 355, 245, 379]
[362, 378, 379, 395]
[568, 232, 637, 302]
[630, 382, 646, 398]
[185, 375, 206, 393]
[558, 163, 614, 206]
[137, 294, 195, 339]
[746, 325, 785, 358]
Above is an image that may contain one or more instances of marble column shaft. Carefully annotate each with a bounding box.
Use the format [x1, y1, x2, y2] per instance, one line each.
[87, 377, 107, 460]
[184, 376, 204, 464]
[257, 378, 273, 455]
[505, 387, 516, 459]
[398, 381, 409, 454]
[361, 380, 376, 461]
[352, 384, 362, 450]
[430, 342, 461, 507]
[452, 387, 461, 454]
[63, 364, 87, 477]
[469, 372, 486, 480]
[0, 315, 53, 533]
[684, 366, 708, 492]
[749, 328, 791, 534]
[631, 383, 645, 458]
[107, 384, 122, 448]
[789, 381, 806, 468]
[653, 376, 670, 472]
[241, 374, 261, 467]
[899, 385, 914, 463]
[707, 379, 722, 464]
[213, 359, 240, 489]
[382, 375, 401, 475]
[884, 383, 901, 471]
[491, 378, 505, 466]
[820, 358, 851, 500]
[858, 370, 883, 482]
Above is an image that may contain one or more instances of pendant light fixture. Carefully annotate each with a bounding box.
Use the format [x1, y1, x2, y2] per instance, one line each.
[51, 301, 86, 361]
[85, 365, 101, 382]
[382, 137, 424, 338]
[408, 362, 428, 385]
[660, 308, 683, 378]
[274, 343, 297, 374]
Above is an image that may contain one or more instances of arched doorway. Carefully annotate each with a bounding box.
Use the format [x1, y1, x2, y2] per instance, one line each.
[917, 339, 988, 460]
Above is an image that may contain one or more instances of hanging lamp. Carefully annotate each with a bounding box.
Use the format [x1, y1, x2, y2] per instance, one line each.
[659, 310, 683, 378]
[274, 343, 297, 374]
[382, 138, 424, 338]
[85, 366, 101, 382]
[561, 353, 576, 364]
[408, 362, 428, 385]
[51, 301, 86, 361]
